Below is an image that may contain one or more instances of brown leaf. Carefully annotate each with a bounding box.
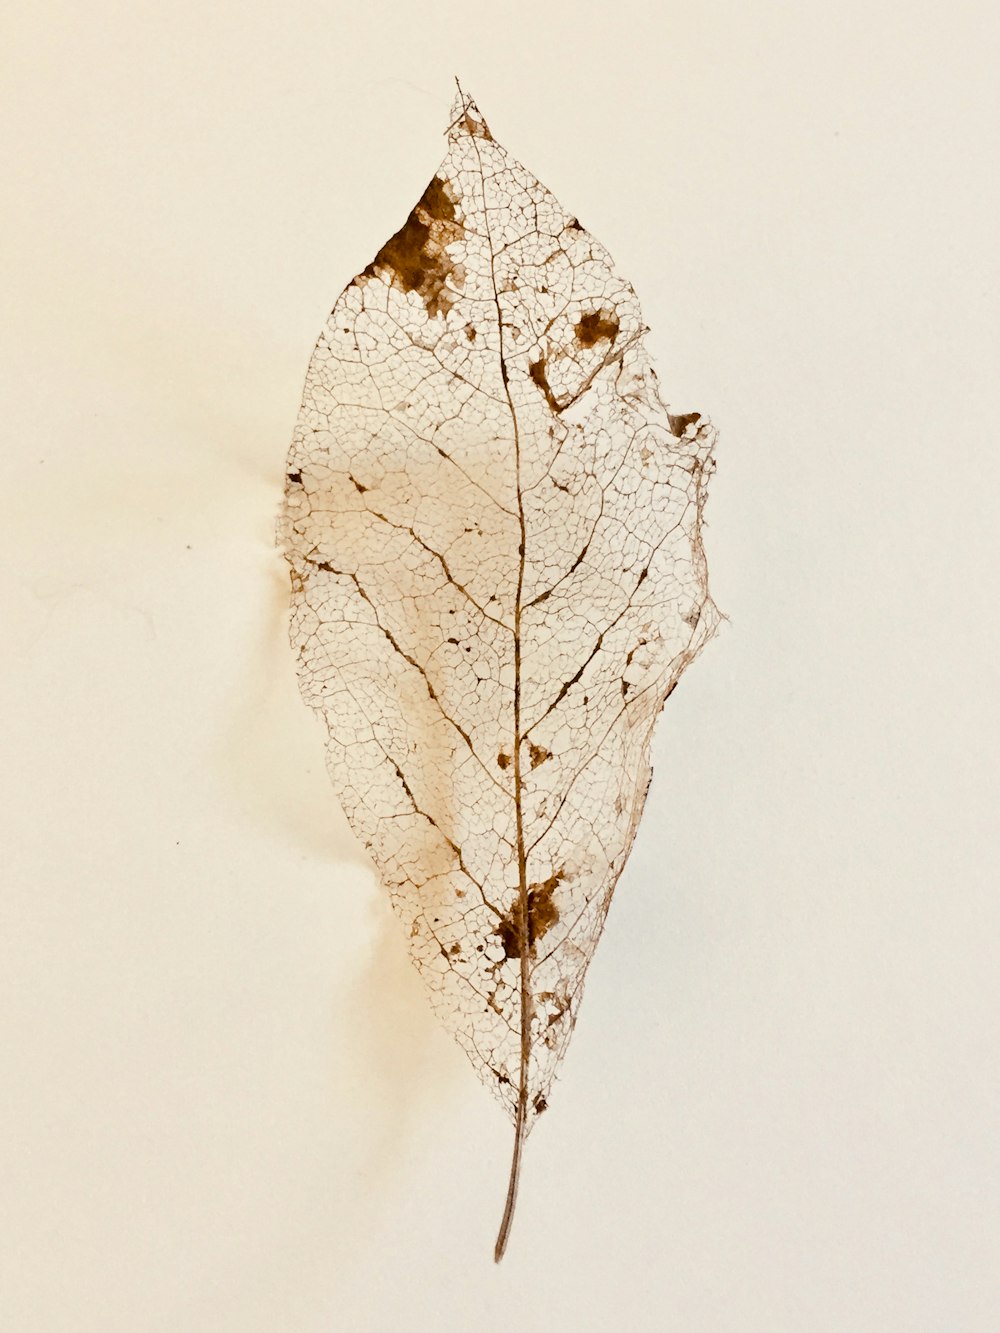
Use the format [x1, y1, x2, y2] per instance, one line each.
[280, 88, 719, 1260]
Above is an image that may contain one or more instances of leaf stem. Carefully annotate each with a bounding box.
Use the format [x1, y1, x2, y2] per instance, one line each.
[494, 1091, 526, 1262]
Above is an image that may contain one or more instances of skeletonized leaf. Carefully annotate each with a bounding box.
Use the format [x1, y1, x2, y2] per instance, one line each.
[280, 89, 718, 1258]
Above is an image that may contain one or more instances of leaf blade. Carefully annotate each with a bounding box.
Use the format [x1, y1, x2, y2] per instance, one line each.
[281, 90, 718, 1256]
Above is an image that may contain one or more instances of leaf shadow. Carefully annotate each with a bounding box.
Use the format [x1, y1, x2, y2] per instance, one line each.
[219, 539, 467, 1200]
[218, 552, 372, 869]
[341, 893, 468, 1194]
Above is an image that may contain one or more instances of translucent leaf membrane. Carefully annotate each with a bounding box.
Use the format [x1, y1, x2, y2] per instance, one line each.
[280, 90, 718, 1258]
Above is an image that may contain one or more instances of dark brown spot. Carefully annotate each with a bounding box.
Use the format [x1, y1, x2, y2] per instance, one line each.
[529, 356, 562, 414]
[574, 309, 620, 348]
[496, 871, 563, 960]
[533, 879, 565, 943]
[465, 323, 477, 341]
[497, 915, 518, 959]
[566, 217, 583, 231]
[668, 411, 701, 437]
[287, 470, 302, 485]
[461, 108, 493, 141]
[532, 1093, 548, 1115]
[360, 174, 464, 318]
[528, 741, 552, 769]
[497, 751, 511, 770]
[349, 474, 368, 493]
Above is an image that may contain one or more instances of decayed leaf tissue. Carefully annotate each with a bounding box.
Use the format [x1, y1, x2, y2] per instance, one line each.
[280, 89, 719, 1259]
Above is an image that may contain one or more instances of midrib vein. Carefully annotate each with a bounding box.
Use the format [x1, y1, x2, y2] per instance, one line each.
[467, 133, 531, 1264]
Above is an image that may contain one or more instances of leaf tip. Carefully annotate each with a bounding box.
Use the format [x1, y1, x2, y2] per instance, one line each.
[448, 83, 492, 142]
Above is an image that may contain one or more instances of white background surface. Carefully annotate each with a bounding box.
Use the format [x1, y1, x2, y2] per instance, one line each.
[2, 3, 998, 1329]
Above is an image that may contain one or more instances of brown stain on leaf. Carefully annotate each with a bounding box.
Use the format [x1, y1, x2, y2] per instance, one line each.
[668, 411, 702, 437]
[529, 356, 562, 414]
[361, 174, 464, 318]
[463, 109, 493, 140]
[528, 741, 552, 769]
[497, 750, 511, 770]
[497, 870, 564, 960]
[574, 309, 620, 348]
